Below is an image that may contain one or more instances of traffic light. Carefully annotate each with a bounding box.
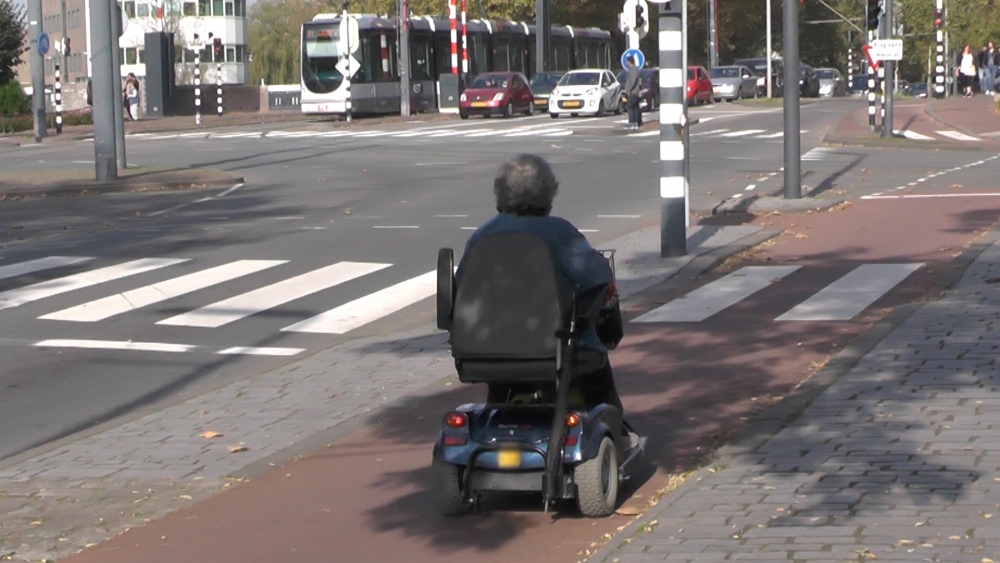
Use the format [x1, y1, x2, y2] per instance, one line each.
[213, 37, 223, 60]
[635, 4, 646, 30]
[63, 37, 71, 56]
[866, 0, 882, 31]
[933, 8, 944, 28]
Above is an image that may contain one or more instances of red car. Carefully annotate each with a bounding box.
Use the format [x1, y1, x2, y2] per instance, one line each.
[687, 66, 713, 105]
[459, 72, 535, 119]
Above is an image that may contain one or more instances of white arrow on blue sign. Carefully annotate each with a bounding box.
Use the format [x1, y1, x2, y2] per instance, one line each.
[38, 32, 50, 56]
[621, 48, 645, 70]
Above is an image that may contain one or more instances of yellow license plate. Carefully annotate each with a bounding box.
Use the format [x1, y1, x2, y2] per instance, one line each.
[471, 101, 489, 108]
[498, 449, 521, 468]
[535, 98, 548, 105]
[562, 101, 582, 108]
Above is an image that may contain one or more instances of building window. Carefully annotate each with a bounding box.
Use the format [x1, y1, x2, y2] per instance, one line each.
[123, 1, 135, 18]
[234, 0, 244, 16]
[124, 47, 138, 65]
[183, 1, 196, 15]
[234, 45, 243, 62]
[198, 0, 209, 16]
[225, 46, 234, 62]
[212, 0, 222, 15]
[138, 49, 145, 64]
[224, 0, 233, 15]
[137, 3, 149, 17]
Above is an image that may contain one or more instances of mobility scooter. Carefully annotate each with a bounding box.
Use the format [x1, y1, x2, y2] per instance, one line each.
[431, 232, 646, 517]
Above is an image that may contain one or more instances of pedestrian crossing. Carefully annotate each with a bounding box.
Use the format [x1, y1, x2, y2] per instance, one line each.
[688, 129, 811, 140]
[896, 129, 982, 142]
[633, 263, 922, 324]
[0, 256, 926, 354]
[128, 125, 576, 143]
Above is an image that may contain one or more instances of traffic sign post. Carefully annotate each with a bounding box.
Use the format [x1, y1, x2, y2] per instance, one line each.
[880, 0, 894, 139]
[621, 48, 645, 70]
[870, 39, 902, 61]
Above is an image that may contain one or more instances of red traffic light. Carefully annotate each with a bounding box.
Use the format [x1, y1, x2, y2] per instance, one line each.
[213, 37, 223, 58]
[933, 9, 943, 28]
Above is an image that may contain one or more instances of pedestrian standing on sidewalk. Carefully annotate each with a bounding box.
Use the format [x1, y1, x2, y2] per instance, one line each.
[958, 44, 978, 98]
[624, 56, 642, 131]
[125, 73, 140, 121]
[978, 44, 990, 93]
[985, 42, 998, 96]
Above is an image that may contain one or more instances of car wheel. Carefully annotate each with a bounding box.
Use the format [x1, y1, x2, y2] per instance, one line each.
[574, 436, 619, 518]
[459, 110, 469, 120]
[596, 100, 605, 117]
[503, 102, 513, 118]
[550, 112, 559, 119]
[524, 101, 534, 116]
[736, 87, 742, 100]
[432, 459, 474, 516]
[614, 98, 623, 115]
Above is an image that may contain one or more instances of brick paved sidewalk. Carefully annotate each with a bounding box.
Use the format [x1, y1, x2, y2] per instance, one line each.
[0, 225, 766, 563]
[593, 233, 1000, 562]
[927, 94, 1000, 138]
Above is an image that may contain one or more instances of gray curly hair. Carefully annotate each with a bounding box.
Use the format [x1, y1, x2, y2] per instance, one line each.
[493, 154, 559, 216]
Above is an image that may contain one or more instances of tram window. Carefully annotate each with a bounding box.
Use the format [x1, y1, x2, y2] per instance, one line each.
[411, 37, 433, 80]
[436, 35, 453, 76]
[509, 37, 525, 74]
[494, 38, 510, 72]
[471, 35, 488, 75]
[554, 40, 571, 71]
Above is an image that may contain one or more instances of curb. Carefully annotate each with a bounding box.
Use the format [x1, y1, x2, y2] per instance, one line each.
[712, 194, 846, 215]
[228, 226, 785, 481]
[924, 98, 982, 139]
[822, 105, 988, 152]
[587, 224, 1000, 563]
[1, 175, 244, 198]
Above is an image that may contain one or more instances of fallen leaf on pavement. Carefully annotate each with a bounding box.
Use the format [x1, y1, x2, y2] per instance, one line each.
[794, 234, 808, 239]
[178, 495, 192, 500]
[228, 445, 248, 453]
[200, 431, 223, 439]
[614, 506, 641, 516]
[948, 184, 963, 189]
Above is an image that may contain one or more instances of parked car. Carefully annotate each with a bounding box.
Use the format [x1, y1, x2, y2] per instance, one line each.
[616, 67, 660, 111]
[910, 82, 929, 98]
[847, 74, 870, 95]
[687, 66, 713, 105]
[734, 57, 783, 96]
[549, 69, 623, 118]
[459, 72, 535, 119]
[710, 65, 758, 102]
[530, 71, 564, 113]
[815, 68, 847, 97]
[799, 64, 821, 98]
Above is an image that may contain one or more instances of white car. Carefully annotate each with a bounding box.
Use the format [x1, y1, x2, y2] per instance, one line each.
[549, 69, 623, 118]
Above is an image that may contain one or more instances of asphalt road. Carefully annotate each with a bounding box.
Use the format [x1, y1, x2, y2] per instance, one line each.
[1, 98, 997, 460]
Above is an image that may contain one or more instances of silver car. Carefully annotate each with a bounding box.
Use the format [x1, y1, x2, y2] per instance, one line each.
[815, 68, 847, 97]
[711, 66, 758, 102]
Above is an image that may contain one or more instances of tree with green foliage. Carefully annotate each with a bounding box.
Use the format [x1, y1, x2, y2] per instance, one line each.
[0, 0, 27, 86]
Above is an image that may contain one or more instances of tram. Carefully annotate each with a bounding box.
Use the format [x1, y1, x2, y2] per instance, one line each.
[300, 14, 614, 115]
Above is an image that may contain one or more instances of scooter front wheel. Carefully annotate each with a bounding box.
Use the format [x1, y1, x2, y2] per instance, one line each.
[432, 458, 474, 516]
[574, 435, 619, 517]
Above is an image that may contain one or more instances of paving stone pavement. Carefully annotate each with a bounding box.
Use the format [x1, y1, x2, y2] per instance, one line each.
[593, 234, 1000, 562]
[0, 225, 763, 563]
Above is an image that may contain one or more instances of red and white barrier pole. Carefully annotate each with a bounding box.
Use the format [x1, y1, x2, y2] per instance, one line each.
[461, 0, 468, 76]
[449, 0, 458, 74]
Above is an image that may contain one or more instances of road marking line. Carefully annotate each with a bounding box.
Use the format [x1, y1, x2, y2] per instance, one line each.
[372, 225, 419, 229]
[579, 229, 600, 233]
[897, 130, 934, 141]
[598, 214, 641, 218]
[460, 227, 477, 230]
[691, 129, 730, 137]
[265, 131, 319, 138]
[40, 260, 287, 322]
[35, 339, 198, 353]
[148, 203, 191, 217]
[720, 129, 766, 138]
[755, 132, 784, 139]
[776, 263, 923, 321]
[158, 261, 391, 328]
[0, 257, 93, 282]
[213, 132, 263, 139]
[632, 266, 801, 323]
[218, 346, 305, 356]
[937, 130, 981, 142]
[216, 183, 244, 198]
[0, 258, 187, 311]
[630, 130, 659, 137]
[862, 193, 1000, 200]
[542, 130, 573, 136]
[416, 162, 464, 166]
[282, 270, 436, 334]
[434, 214, 469, 218]
[745, 184, 757, 191]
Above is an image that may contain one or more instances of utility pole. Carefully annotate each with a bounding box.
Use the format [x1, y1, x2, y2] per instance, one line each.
[110, 1, 126, 170]
[657, 0, 687, 257]
[782, 0, 800, 199]
[707, 0, 717, 69]
[90, 0, 117, 180]
[535, 0, 550, 73]
[28, 0, 45, 142]
[881, 0, 893, 139]
[399, 0, 410, 116]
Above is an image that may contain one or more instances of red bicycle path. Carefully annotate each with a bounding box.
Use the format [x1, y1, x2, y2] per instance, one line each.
[63, 192, 1000, 563]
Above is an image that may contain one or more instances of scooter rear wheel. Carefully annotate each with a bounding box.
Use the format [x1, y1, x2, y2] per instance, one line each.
[574, 436, 619, 517]
[432, 458, 474, 516]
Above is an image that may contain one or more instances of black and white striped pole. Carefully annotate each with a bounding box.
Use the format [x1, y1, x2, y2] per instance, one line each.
[216, 62, 223, 116]
[193, 34, 201, 126]
[654, 0, 687, 257]
[54, 62, 63, 134]
[847, 47, 853, 89]
[343, 7, 352, 123]
[933, 0, 945, 98]
[867, 31, 876, 132]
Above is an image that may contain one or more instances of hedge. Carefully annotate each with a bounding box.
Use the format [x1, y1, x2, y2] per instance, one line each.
[0, 111, 93, 134]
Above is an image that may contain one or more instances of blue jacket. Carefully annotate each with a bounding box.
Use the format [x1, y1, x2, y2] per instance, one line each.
[457, 213, 613, 353]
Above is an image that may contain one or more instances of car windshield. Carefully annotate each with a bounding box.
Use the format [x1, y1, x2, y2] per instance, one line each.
[815, 69, 836, 79]
[559, 72, 600, 86]
[735, 60, 768, 76]
[911, 83, 928, 92]
[710, 67, 741, 78]
[302, 24, 343, 94]
[530, 73, 562, 87]
[471, 75, 509, 89]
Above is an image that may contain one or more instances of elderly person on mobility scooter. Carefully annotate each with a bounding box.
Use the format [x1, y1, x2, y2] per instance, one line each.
[432, 154, 644, 518]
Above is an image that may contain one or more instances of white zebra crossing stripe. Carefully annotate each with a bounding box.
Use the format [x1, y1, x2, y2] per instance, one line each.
[776, 263, 923, 321]
[34, 339, 198, 353]
[0, 256, 93, 282]
[720, 129, 766, 138]
[632, 266, 801, 323]
[282, 270, 436, 334]
[40, 260, 287, 322]
[755, 132, 785, 139]
[691, 129, 729, 137]
[213, 132, 263, 139]
[898, 130, 934, 141]
[217, 346, 305, 356]
[0, 258, 187, 311]
[937, 130, 981, 142]
[157, 261, 390, 328]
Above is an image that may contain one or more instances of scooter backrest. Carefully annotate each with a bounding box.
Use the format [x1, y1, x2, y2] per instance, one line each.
[451, 232, 570, 361]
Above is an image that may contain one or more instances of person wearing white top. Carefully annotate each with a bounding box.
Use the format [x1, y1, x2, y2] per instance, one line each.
[958, 44, 978, 98]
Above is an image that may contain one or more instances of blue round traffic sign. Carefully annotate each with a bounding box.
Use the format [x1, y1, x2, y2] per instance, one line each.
[38, 32, 50, 56]
[621, 48, 645, 70]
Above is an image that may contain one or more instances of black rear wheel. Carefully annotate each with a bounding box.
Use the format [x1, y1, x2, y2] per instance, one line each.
[575, 436, 619, 517]
[432, 458, 474, 516]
